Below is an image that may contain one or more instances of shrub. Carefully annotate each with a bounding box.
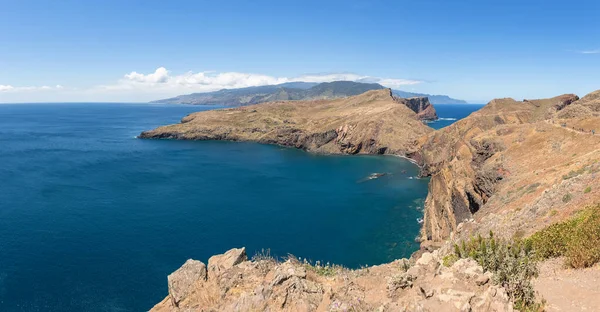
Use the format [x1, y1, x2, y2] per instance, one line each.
[301, 259, 346, 277]
[562, 167, 585, 180]
[584, 186, 592, 193]
[251, 248, 278, 263]
[562, 193, 572, 203]
[527, 206, 600, 268]
[442, 254, 459, 267]
[453, 232, 539, 310]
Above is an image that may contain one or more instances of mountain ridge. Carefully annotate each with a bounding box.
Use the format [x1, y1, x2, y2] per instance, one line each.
[150, 81, 467, 105]
[140, 89, 434, 155]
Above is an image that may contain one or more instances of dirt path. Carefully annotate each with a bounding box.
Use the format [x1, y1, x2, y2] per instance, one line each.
[534, 258, 600, 311]
[545, 119, 596, 135]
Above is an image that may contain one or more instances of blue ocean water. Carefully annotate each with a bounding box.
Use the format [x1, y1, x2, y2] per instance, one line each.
[427, 104, 485, 129]
[0, 103, 481, 311]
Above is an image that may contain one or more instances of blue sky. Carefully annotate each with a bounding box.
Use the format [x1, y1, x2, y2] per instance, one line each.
[1, 0, 599, 103]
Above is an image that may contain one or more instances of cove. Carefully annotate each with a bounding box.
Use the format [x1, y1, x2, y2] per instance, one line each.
[0, 103, 428, 312]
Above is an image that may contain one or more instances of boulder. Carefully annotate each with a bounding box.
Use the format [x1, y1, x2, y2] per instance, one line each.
[167, 259, 207, 306]
[207, 247, 247, 279]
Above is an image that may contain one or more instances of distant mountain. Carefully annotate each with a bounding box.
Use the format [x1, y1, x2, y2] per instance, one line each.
[151, 81, 467, 105]
[391, 90, 468, 104]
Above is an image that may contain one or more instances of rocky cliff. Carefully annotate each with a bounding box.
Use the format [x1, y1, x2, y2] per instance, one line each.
[140, 89, 433, 156]
[414, 92, 600, 243]
[396, 96, 438, 121]
[146, 89, 600, 311]
[151, 247, 513, 312]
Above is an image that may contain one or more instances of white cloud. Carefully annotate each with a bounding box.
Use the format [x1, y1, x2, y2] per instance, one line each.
[124, 67, 170, 83]
[1, 68, 422, 102]
[101, 67, 422, 95]
[0, 84, 64, 93]
[0, 85, 14, 92]
[576, 49, 600, 54]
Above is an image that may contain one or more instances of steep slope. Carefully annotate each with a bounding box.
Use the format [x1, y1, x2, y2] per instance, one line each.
[146, 89, 600, 311]
[151, 81, 466, 105]
[141, 89, 433, 156]
[414, 92, 600, 243]
[396, 96, 438, 121]
[393, 90, 469, 104]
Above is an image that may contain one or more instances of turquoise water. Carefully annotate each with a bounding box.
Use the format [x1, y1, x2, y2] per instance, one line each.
[0, 103, 443, 311]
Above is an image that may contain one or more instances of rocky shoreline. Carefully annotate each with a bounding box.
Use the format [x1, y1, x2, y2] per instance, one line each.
[142, 89, 600, 311]
[139, 89, 435, 156]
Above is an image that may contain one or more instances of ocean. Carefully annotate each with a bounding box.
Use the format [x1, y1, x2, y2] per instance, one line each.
[427, 104, 485, 129]
[0, 103, 482, 311]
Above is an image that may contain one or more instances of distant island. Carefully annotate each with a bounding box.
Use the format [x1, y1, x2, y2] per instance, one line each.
[150, 81, 468, 105]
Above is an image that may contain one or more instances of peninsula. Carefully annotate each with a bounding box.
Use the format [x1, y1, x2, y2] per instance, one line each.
[142, 89, 600, 311]
[140, 89, 435, 155]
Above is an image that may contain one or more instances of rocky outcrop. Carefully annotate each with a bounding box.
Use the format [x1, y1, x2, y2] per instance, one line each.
[151, 248, 513, 312]
[395, 96, 438, 121]
[414, 92, 600, 243]
[140, 89, 433, 156]
[145, 88, 600, 311]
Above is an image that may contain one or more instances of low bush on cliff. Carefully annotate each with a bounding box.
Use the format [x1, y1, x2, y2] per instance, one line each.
[527, 205, 600, 268]
[453, 232, 541, 311]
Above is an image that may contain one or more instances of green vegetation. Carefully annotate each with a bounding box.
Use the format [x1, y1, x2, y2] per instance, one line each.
[302, 259, 343, 276]
[442, 254, 459, 267]
[562, 167, 585, 180]
[584, 186, 592, 193]
[251, 248, 278, 263]
[527, 205, 600, 268]
[562, 192, 572, 203]
[526, 183, 542, 193]
[452, 231, 540, 310]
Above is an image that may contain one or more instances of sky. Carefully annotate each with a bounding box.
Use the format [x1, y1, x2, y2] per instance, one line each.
[1, 0, 599, 103]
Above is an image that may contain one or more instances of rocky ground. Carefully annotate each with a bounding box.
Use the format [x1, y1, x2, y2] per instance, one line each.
[140, 89, 434, 156]
[145, 89, 600, 311]
[151, 247, 513, 312]
[414, 92, 600, 243]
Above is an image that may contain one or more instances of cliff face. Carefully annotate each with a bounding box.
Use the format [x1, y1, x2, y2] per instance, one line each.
[395, 96, 438, 121]
[151, 247, 512, 312]
[140, 89, 433, 156]
[415, 92, 600, 243]
[146, 89, 600, 311]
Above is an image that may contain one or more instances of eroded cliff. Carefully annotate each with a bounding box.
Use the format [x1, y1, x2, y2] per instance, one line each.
[396, 97, 438, 121]
[145, 89, 600, 311]
[415, 92, 600, 243]
[140, 89, 433, 156]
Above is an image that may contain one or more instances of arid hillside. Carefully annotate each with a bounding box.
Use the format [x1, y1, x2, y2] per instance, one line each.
[141, 89, 433, 155]
[414, 92, 600, 243]
[144, 89, 600, 311]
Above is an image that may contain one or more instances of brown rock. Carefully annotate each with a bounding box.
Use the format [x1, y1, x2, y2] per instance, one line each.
[207, 247, 247, 279]
[140, 89, 433, 156]
[166, 259, 207, 306]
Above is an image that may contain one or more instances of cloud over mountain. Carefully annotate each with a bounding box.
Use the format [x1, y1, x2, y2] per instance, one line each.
[0, 67, 422, 102]
[110, 67, 422, 93]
